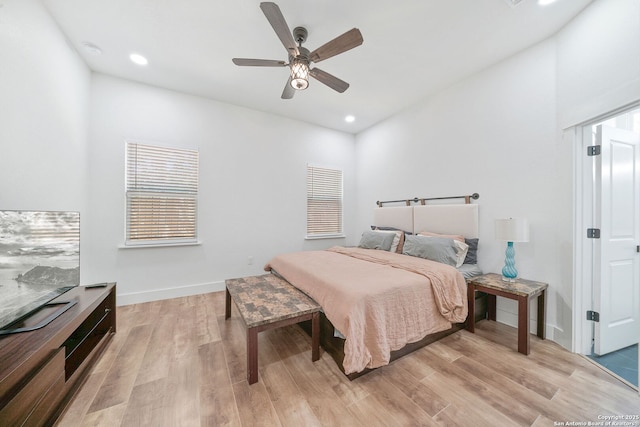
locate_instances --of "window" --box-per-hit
[125,142,199,246]
[306,165,343,238]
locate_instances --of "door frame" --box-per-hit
[572,101,640,356]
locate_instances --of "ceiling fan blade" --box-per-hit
[281,76,295,99]
[260,2,299,56]
[309,68,349,93]
[232,58,287,67]
[309,28,363,63]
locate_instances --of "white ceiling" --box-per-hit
[42,0,592,134]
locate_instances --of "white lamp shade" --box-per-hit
[495,218,529,242]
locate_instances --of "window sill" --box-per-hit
[304,234,346,240]
[119,241,202,249]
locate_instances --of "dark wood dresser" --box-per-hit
[0,283,116,426]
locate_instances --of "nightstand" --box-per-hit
[467,273,548,355]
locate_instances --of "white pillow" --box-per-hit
[451,239,470,267]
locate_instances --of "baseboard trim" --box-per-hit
[117,281,225,306]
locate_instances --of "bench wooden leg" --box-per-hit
[247,327,258,384]
[466,284,475,332]
[225,288,231,320]
[311,312,319,362]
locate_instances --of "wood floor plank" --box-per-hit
[267,323,312,359]
[55,369,111,427]
[349,370,440,426]
[133,312,177,387]
[162,349,201,427]
[567,367,640,413]
[56,291,640,427]
[257,329,284,368]
[433,402,500,427]
[424,371,519,427]
[218,313,249,385]
[282,352,363,426]
[194,292,222,346]
[381,361,449,417]
[388,347,437,381]
[531,414,557,427]
[261,360,322,427]
[87,324,154,413]
[419,347,539,426]
[347,392,416,427]
[441,329,561,399]
[232,379,282,427]
[198,341,241,427]
[310,352,370,407]
[449,352,588,422]
[79,402,128,427]
[119,378,168,426]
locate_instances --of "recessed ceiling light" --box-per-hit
[129,53,148,66]
[345,115,355,123]
[538,0,557,5]
[82,42,102,56]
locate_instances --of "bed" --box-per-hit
[264,196,485,378]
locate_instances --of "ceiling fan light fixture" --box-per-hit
[290,58,309,90]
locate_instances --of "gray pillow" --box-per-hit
[464,238,479,264]
[402,235,458,266]
[358,230,395,251]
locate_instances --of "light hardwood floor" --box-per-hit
[56,291,640,427]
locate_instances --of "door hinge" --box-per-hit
[586,310,600,322]
[587,228,600,239]
[587,145,601,156]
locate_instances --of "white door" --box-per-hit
[594,124,640,355]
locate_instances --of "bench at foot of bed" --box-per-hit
[225,273,321,385]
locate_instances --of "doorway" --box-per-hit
[574,105,640,388]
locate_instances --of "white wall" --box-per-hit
[355,39,571,345]
[355,0,639,351]
[557,0,640,129]
[86,75,356,304]
[0,1,91,273]
[557,0,640,353]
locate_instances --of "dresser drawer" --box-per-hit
[0,348,65,427]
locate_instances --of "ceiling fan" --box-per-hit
[232,2,364,99]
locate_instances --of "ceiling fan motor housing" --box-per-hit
[293,26,308,44]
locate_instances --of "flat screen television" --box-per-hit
[0,210,80,334]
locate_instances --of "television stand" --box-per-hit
[0,283,116,426]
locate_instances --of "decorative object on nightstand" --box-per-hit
[495,218,529,282]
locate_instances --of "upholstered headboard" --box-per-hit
[372,206,413,233]
[412,204,479,238]
[373,204,479,238]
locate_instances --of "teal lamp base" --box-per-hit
[502,241,518,282]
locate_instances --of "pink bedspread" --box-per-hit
[264,247,468,374]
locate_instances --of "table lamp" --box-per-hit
[495,218,529,282]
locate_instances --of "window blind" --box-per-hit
[125,142,199,245]
[306,165,343,237]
